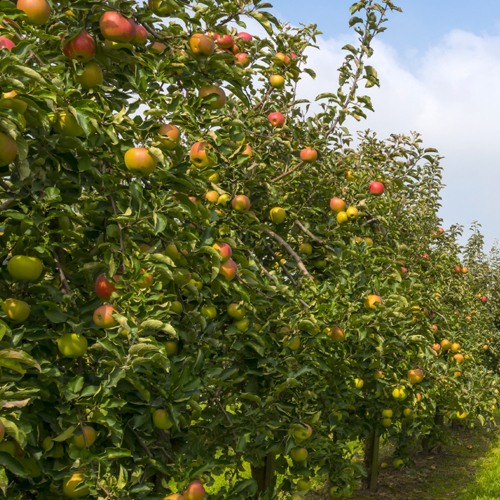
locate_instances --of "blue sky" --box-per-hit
[263,1,500,253]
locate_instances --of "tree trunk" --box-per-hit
[251,454,276,499]
[362,431,380,491]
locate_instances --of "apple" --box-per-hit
[482,296,488,303]
[93,305,118,329]
[299,243,312,255]
[300,148,317,163]
[131,20,148,44]
[220,258,237,281]
[150,41,166,54]
[345,170,354,180]
[392,387,407,400]
[164,243,179,261]
[235,52,250,67]
[293,423,312,441]
[408,369,424,384]
[232,195,251,213]
[77,62,103,88]
[0,419,4,441]
[184,481,205,500]
[268,112,285,127]
[369,181,385,195]
[430,324,438,333]
[453,265,461,273]
[364,294,382,310]
[17,0,51,24]
[403,408,412,418]
[137,269,153,289]
[454,371,461,378]
[381,418,392,428]
[275,52,290,65]
[393,459,404,468]
[148,0,175,16]
[213,242,232,262]
[204,190,219,203]
[164,341,177,358]
[270,75,285,88]
[483,344,488,350]
[326,326,345,342]
[329,197,346,212]
[354,378,364,389]
[165,495,185,500]
[54,110,85,137]
[199,85,226,109]
[0,37,15,50]
[190,33,215,57]
[0,90,27,114]
[173,269,191,285]
[440,339,451,350]
[454,354,464,364]
[125,147,157,176]
[290,447,308,461]
[214,33,233,49]
[153,409,173,429]
[336,211,348,224]
[227,303,246,320]
[238,32,252,41]
[380,462,388,469]
[2,298,30,322]
[374,370,384,380]
[365,237,373,246]
[346,207,358,219]
[63,30,96,62]
[432,343,441,352]
[451,342,460,352]
[159,124,180,149]
[7,255,43,281]
[170,301,183,314]
[382,409,393,418]
[57,333,88,358]
[95,274,119,301]
[63,472,89,498]
[99,12,135,43]
[201,305,217,320]
[416,393,422,402]
[235,318,249,332]
[190,142,215,168]
[270,207,286,224]
[0,131,17,167]
[218,194,230,205]
[241,144,252,156]
[71,426,96,449]
[462,267,468,274]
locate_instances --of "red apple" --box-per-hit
[190,33,215,58]
[63,30,96,62]
[369,181,384,196]
[300,148,317,163]
[17,0,51,25]
[99,12,135,43]
[199,85,226,109]
[130,20,148,44]
[124,148,157,176]
[220,259,237,281]
[0,37,15,51]
[190,142,215,168]
[213,242,232,262]
[329,197,346,212]
[159,124,180,150]
[268,112,285,128]
[454,265,462,273]
[150,41,166,54]
[231,195,251,213]
[242,144,252,156]
[238,32,252,42]
[235,52,250,67]
[93,305,118,329]
[95,274,120,301]
[275,52,290,65]
[214,33,233,49]
[482,296,487,303]
[184,480,205,500]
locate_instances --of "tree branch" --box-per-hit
[271,161,304,183]
[293,219,336,253]
[127,422,153,459]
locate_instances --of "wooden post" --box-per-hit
[251,454,276,499]
[362,431,379,491]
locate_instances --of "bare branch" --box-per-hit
[271,161,304,183]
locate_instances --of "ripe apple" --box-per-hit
[299,243,312,255]
[326,326,345,342]
[365,238,373,246]
[346,207,358,220]
[275,52,290,65]
[7,255,43,281]
[232,194,251,213]
[124,147,157,176]
[77,62,103,88]
[54,110,85,137]
[369,181,385,195]
[392,387,407,400]
[150,41,166,54]
[0,37,15,50]
[131,20,148,44]
[430,324,438,333]
[270,207,286,224]
[300,148,318,163]
[220,258,237,280]
[63,30,96,62]
[364,294,382,309]
[214,33,234,49]
[242,144,252,156]
[137,269,153,289]
[329,197,346,212]
[159,124,180,149]
[164,341,177,358]
[403,408,413,418]
[213,242,232,262]
[199,85,226,109]
[451,342,460,352]
[227,303,246,320]
[17,0,51,24]
[2,298,30,322]
[184,481,205,500]
[462,267,468,274]
[0,130,18,167]
[235,52,250,67]
[270,75,285,88]
[99,12,135,43]
[408,369,424,384]
[190,142,215,168]
[205,190,219,203]
[416,393,422,402]
[354,378,364,389]
[238,32,252,41]
[63,472,89,498]
[482,296,488,303]
[268,112,285,127]
[190,33,215,57]
[399,266,407,275]
[454,354,464,364]
[148,0,175,16]
[374,370,384,380]
[290,447,308,461]
[95,274,119,301]
[152,409,173,429]
[453,265,461,273]
[71,426,96,449]
[57,333,88,358]
[93,305,118,329]
[440,339,451,350]
[165,495,185,500]
[337,211,348,224]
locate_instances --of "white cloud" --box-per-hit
[295,29,500,251]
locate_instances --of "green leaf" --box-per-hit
[0,452,26,477]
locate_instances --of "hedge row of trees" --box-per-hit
[0,0,498,499]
